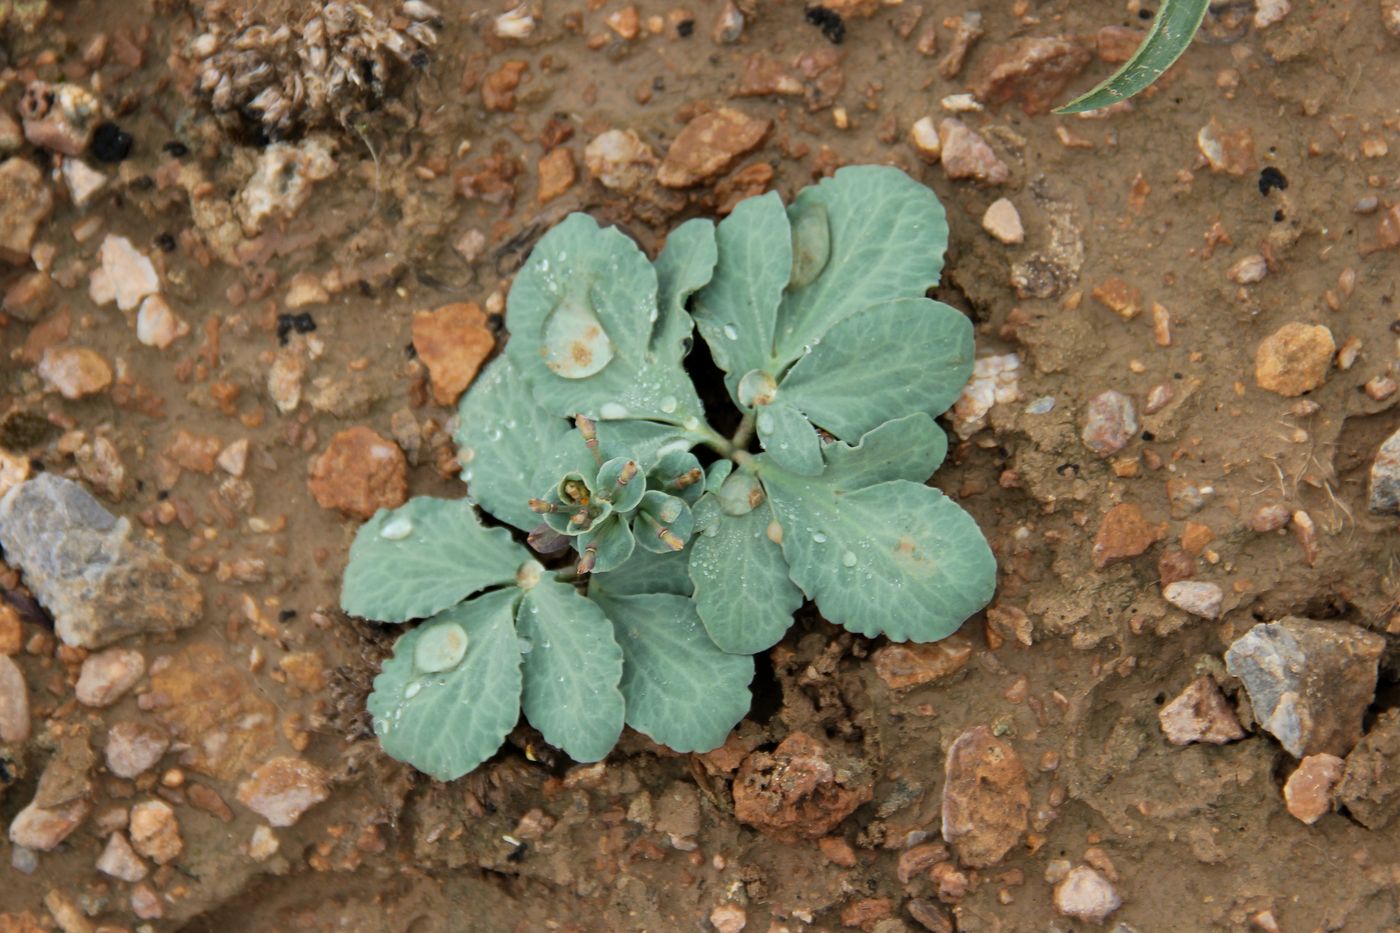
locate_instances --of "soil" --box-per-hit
[2,1,1399,931]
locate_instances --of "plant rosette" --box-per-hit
[340,165,997,780]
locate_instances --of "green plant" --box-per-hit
[1057,0,1208,114]
[340,165,996,780]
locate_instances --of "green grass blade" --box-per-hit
[1055,0,1209,114]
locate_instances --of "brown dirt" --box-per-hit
[2,1,1399,931]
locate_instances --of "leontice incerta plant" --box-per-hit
[340,165,997,780]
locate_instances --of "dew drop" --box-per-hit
[812,532,828,544]
[766,520,783,544]
[842,551,858,567]
[415,622,469,673]
[380,515,414,540]
[723,324,739,341]
[659,395,678,414]
[757,411,774,434]
[404,681,423,699]
[459,447,476,464]
[518,637,534,654]
[599,402,629,420]
[683,416,700,431]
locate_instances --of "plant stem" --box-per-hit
[729,412,756,452]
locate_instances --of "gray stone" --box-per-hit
[0,474,202,648]
[1225,616,1384,758]
[1369,428,1400,514]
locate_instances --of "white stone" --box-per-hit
[909,116,941,162]
[129,800,182,864]
[1254,0,1291,28]
[1054,866,1121,923]
[90,234,159,311]
[97,831,149,882]
[248,824,279,861]
[136,294,189,348]
[982,198,1024,245]
[1162,580,1223,620]
[584,129,657,193]
[105,721,170,779]
[951,353,1021,439]
[61,158,107,208]
[217,439,250,477]
[8,798,90,851]
[75,647,146,707]
[0,654,29,743]
[236,139,336,236]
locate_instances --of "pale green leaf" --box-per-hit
[594,419,694,470]
[653,217,717,352]
[366,589,523,780]
[649,450,706,505]
[756,400,823,476]
[634,491,693,554]
[517,576,625,760]
[592,547,694,597]
[1056,0,1208,114]
[689,494,802,654]
[456,356,575,532]
[592,591,753,752]
[505,213,702,423]
[772,166,947,366]
[341,497,526,623]
[761,466,995,643]
[692,192,792,398]
[780,298,974,442]
[821,412,949,488]
[578,516,635,573]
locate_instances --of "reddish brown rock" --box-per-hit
[411,303,495,406]
[968,36,1092,115]
[897,842,951,884]
[658,108,771,188]
[1283,753,1344,825]
[236,756,331,827]
[165,430,222,474]
[1090,277,1143,320]
[1158,676,1245,745]
[871,633,973,689]
[481,60,527,112]
[937,119,1009,184]
[941,726,1028,868]
[37,346,112,399]
[1091,503,1159,568]
[146,643,277,780]
[8,798,90,851]
[840,898,893,929]
[1254,323,1334,397]
[0,157,54,264]
[307,426,408,520]
[1336,709,1400,829]
[732,732,873,843]
[537,147,577,203]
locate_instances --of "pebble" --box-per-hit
[129,799,182,864]
[3,270,55,321]
[96,831,149,882]
[0,473,203,648]
[37,346,113,400]
[285,272,329,308]
[88,234,160,311]
[267,341,307,414]
[248,824,280,861]
[135,295,190,348]
[951,353,1020,438]
[1336,709,1400,829]
[61,158,107,209]
[130,882,163,920]
[1197,119,1256,175]
[731,732,872,842]
[937,119,1009,184]
[1143,382,1174,414]
[1364,375,1397,401]
[1254,323,1334,396]
[236,756,331,826]
[1368,427,1400,514]
[1054,866,1122,923]
[0,450,32,500]
[307,427,408,520]
[166,430,221,474]
[412,302,495,406]
[236,139,336,236]
[1249,503,1291,532]
[75,648,146,707]
[0,654,30,743]
[1283,753,1344,824]
[871,633,973,689]
[909,116,942,162]
[1081,390,1138,457]
[1090,277,1142,320]
[105,721,171,779]
[967,35,1092,115]
[657,108,771,188]
[0,158,55,264]
[8,798,90,851]
[217,438,250,477]
[585,129,658,192]
[1225,616,1385,757]
[1228,254,1269,284]
[1254,0,1291,28]
[0,110,20,154]
[605,4,640,39]
[906,899,954,933]
[710,903,747,933]
[1161,580,1223,620]
[19,81,102,155]
[537,147,577,204]
[941,726,1029,868]
[1158,676,1244,745]
[981,198,1024,244]
[1091,503,1158,569]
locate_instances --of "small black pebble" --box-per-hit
[677,18,694,37]
[154,232,176,253]
[1273,209,1285,222]
[275,312,317,345]
[162,140,189,158]
[90,121,133,163]
[410,49,431,70]
[278,609,297,622]
[1258,165,1288,195]
[1141,431,1156,442]
[1138,7,1154,18]
[805,5,845,43]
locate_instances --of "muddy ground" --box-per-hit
[1,0,1399,930]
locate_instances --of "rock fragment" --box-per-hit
[1158,676,1244,745]
[1162,581,1223,620]
[950,353,1019,438]
[1336,709,1400,829]
[1054,866,1121,923]
[88,234,160,311]
[129,799,182,864]
[96,831,148,882]
[38,346,112,400]
[61,158,107,208]
[968,36,1092,114]
[0,474,203,648]
[1254,323,1334,397]
[19,81,102,155]
[909,116,942,162]
[710,903,747,933]
[135,295,189,349]
[236,756,331,827]
[1090,277,1142,320]
[236,139,336,236]
[1197,119,1256,175]
[411,303,495,406]
[104,721,170,779]
[0,655,30,742]
[1225,617,1384,757]
[308,427,407,520]
[584,129,658,192]
[941,726,1028,868]
[8,798,90,851]
[1368,427,1400,514]
[658,108,770,188]
[732,732,872,842]
[937,119,1009,184]
[0,157,53,265]
[75,648,145,707]
[1081,390,1138,457]
[871,634,973,689]
[537,147,577,203]
[1091,503,1157,569]
[981,198,1024,244]
[1283,753,1344,825]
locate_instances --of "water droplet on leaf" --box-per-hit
[380,516,414,540]
[414,622,469,673]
